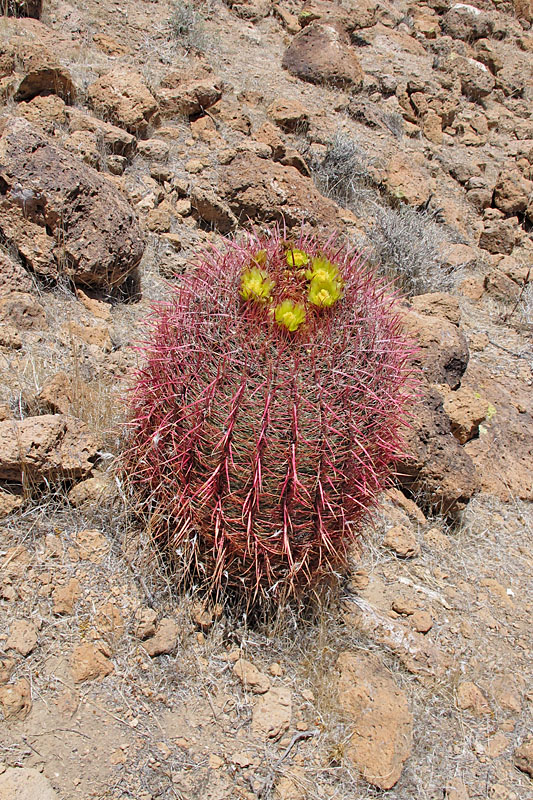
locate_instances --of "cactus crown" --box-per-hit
[125,228,415,609]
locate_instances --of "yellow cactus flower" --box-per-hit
[240,267,274,302]
[252,249,267,267]
[305,255,340,284]
[308,276,343,307]
[274,299,306,331]
[286,248,310,268]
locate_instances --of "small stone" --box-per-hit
[383,525,420,558]
[252,686,291,739]
[410,610,433,633]
[52,578,81,616]
[391,594,417,616]
[185,158,205,174]
[233,658,271,694]
[0,678,32,719]
[336,651,413,790]
[269,662,283,677]
[134,607,158,640]
[142,618,179,657]
[95,602,125,639]
[486,732,509,758]
[456,682,492,716]
[6,620,38,656]
[0,658,15,684]
[72,643,114,683]
[74,529,109,563]
[424,527,451,550]
[0,767,58,800]
[191,603,214,631]
[0,491,22,518]
[514,737,533,778]
[445,778,470,800]
[208,754,224,769]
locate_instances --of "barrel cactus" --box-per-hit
[125,228,414,607]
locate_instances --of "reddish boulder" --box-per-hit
[87,68,158,136]
[0,415,99,483]
[282,22,364,88]
[0,118,144,288]
[397,384,480,516]
[219,152,341,227]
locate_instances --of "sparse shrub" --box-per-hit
[169,1,208,52]
[124,228,414,608]
[369,204,456,296]
[310,131,374,209]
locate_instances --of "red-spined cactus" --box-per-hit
[125,228,414,606]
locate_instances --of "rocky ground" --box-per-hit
[0,0,532,798]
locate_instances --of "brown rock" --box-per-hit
[137,138,169,162]
[6,620,38,656]
[0,252,33,296]
[12,40,75,103]
[65,320,112,351]
[233,659,271,694]
[0,657,15,684]
[422,109,443,144]
[400,298,469,389]
[396,386,480,516]
[190,603,214,631]
[0,767,58,800]
[157,77,222,119]
[514,738,533,777]
[67,473,115,508]
[267,98,309,132]
[142,617,179,657]
[134,607,158,640]
[484,268,521,301]
[0,118,145,288]
[442,386,489,444]
[299,0,377,32]
[0,490,22,517]
[72,643,114,682]
[63,130,101,170]
[336,651,413,790]
[383,525,420,558]
[445,778,470,800]
[0,292,46,329]
[410,610,433,633]
[220,153,340,228]
[479,219,516,255]
[190,187,238,233]
[38,371,86,415]
[493,170,531,216]
[0,678,31,719]
[456,682,491,716]
[514,0,533,22]
[424,527,450,550]
[15,94,67,133]
[87,68,158,136]
[67,108,137,158]
[465,407,533,501]
[0,415,99,483]
[95,602,125,639]
[225,0,272,21]
[386,153,432,207]
[74,529,109,563]
[252,686,291,738]
[52,577,81,615]
[442,6,492,41]
[282,23,364,88]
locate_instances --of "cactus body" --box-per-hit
[126,229,414,605]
